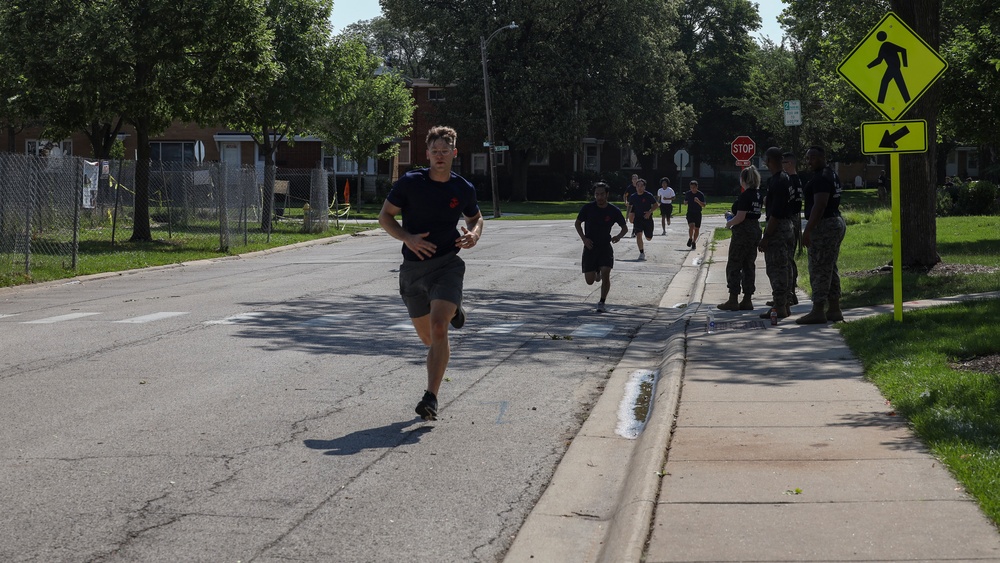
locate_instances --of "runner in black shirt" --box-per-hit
[576,182,628,312]
[627,178,658,261]
[379,126,484,420]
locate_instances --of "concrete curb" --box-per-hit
[596,241,716,562]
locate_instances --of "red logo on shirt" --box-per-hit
[449,197,460,209]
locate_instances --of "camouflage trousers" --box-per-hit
[763,218,796,307]
[726,219,762,295]
[807,216,847,303]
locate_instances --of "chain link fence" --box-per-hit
[1,152,334,284]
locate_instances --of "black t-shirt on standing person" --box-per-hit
[803,166,842,219]
[764,172,794,221]
[577,202,627,245]
[731,187,762,220]
[385,169,480,261]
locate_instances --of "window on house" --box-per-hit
[620,148,640,169]
[428,89,445,101]
[585,145,600,171]
[968,150,979,170]
[26,139,72,157]
[530,151,550,166]
[150,141,196,164]
[397,141,411,165]
[472,153,487,175]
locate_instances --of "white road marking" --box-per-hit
[388,322,416,332]
[205,312,269,325]
[571,323,615,338]
[300,313,355,327]
[482,323,524,334]
[24,312,101,324]
[115,312,189,324]
[0,314,21,319]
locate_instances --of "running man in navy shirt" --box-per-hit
[576,182,628,312]
[627,178,658,261]
[378,126,484,420]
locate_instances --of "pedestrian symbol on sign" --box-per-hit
[867,31,909,104]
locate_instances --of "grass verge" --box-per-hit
[839,300,1000,526]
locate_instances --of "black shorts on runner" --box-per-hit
[398,252,465,318]
[634,217,655,239]
[582,243,614,273]
[686,213,703,228]
[659,203,673,217]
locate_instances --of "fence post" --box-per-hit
[219,164,230,251]
[73,158,81,270]
[23,165,33,276]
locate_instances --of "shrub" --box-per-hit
[936,189,956,216]
[955,180,998,216]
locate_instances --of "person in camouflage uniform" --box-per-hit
[718,166,763,311]
[798,145,846,324]
[757,147,797,319]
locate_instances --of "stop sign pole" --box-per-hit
[731,135,756,167]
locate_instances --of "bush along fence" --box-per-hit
[0,152,332,283]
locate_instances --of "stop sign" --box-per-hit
[731,135,756,164]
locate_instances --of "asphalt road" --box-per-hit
[0,219,694,562]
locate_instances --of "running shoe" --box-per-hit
[687,238,693,247]
[638,251,646,261]
[596,301,606,313]
[415,390,438,421]
[451,305,466,329]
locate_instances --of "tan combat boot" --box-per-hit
[827,297,844,322]
[717,294,740,311]
[795,302,828,324]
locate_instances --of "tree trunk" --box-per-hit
[509,150,528,201]
[893,0,941,269]
[130,119,152,242]
[6,126,15,153]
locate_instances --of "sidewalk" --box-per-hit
[644,238,1000,562]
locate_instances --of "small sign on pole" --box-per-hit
[783,100,802,126]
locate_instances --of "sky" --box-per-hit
[330,0,789,42]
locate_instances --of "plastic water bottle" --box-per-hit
[770,307,778,326]
[707,313,716,333]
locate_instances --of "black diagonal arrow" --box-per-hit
[879,126,911,149]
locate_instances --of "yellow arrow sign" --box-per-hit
[838,12,947,121]
[861,120,928,155]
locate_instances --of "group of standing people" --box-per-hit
[720,145,845,325]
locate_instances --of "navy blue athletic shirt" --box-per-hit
[386,169,480,261]
[577,202,626,244]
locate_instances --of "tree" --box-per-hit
[342,16,430,79]
[675,0,763,167]
[224,0,354,232]
[938,0,1000,182]
[317,50,415,205]
[381,0,693,200]
[1,0,275,242]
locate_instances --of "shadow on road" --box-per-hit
[304,419,433,456]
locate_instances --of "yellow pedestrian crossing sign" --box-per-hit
[861,120,927,155]
[838,12,948,121]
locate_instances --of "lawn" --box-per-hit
[839,301,1000,526]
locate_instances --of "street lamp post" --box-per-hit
[480,22,517,219]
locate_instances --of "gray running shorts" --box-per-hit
[398,252,465,318]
